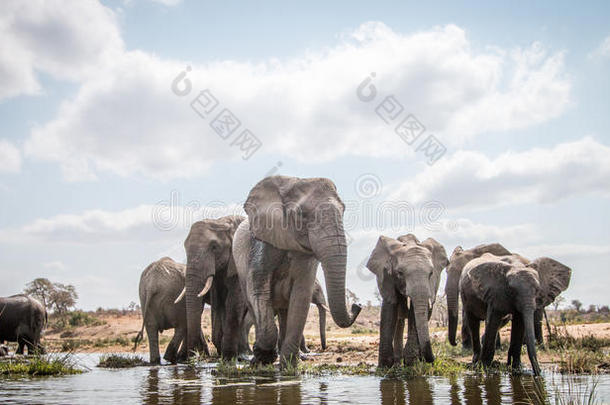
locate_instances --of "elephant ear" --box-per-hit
[366,236,403,279]
[421,237,449,298]
[468,260,512,303]
[470,242,511,258]
[529,257,571,307]
[244,176,339,253]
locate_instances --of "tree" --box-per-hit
[571,299,583,313]
[24,278,54,310]
[49,283,78,315]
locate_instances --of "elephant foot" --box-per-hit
[251,345,277,366]
[280,352,299,370]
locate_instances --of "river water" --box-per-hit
[0,354,608,404]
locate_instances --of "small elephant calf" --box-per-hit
[134,257,192,364]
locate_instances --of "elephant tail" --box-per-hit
[133,293,150,353]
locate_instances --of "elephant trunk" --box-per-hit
[446,271,460,346]
[310,218,361,328]
[317,304,327,351]
[523,309,541,376]
[413,295,434,363]
[185,256,214,355]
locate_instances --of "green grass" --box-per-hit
[97,354,146,368]
[377,357,467,378]
[212,359,277,377]
[0,354,83,376]
[350,326,376,334]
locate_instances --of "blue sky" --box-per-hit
[0,0,609,310]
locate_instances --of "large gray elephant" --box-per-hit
[240,278,328,354]
[0,294,47,354]
[178,215,247,360]
[134,257,190,364]
[233,176,361,368]
[460,254,571,375]
[366,234,448,367]
[445,243,512,347]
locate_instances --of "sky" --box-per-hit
[0,0,609,310]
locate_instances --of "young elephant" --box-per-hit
[177,215,247,360]
[0,294,47,354]
[444,243,512,347]
[460,254,571,375]
[367,234,448,367]
[134,257,190,364]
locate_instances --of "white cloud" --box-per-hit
[0,203,244,244]
[0,0,123,100]
[391,137,610,210]
[589,35,610,59]
[149,0,182,5]
[23,20,570,180]
[0,140,22,173]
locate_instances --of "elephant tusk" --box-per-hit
[197,276,214,297]
[174,288,186,304]
[320,304,330,312]
[407,297,411,312]
[429,298,433,309]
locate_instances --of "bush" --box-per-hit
[68,311,105,327]
[98,354,146,368]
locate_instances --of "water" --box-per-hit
[1,354,608,404]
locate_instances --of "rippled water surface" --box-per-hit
[1,354,608,404]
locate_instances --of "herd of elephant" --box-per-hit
[0,176,572,377]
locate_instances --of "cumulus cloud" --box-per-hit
[0,140,22,173]
[391,137,610,210]
[0,0,123,100]
[0,202,244,244]
[23,18,570,180]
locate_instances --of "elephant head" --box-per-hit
[445,243,511,345]
[244,176,361,328]
[181,215,244,355]
[367,234,448,363]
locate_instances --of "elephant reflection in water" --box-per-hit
[142,367,203,405]
[210,380,302,405]
[380,378,434,405]
[511,375,549,404]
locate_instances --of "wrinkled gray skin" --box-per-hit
[460,254,571,376]
[367,234,448,367]
[240,279,328,354]
[182,215,247,360]
[445,243,512,347]
[134,257,190,364]
[233,176,361,368]
[0,294,47,354]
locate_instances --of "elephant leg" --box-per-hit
[177,329,188,362]
[210,297,223,356]
[393,315,405,365]
[495,332,502,349]
[278,309,287,351]
[146,323,161,364]
[461,307,472,350]
[378,299,398,368]
[299,334,309,353]
[507,312,524,369]
[279,256,317,369]
[239,311,254,356]
[16,337,25,355]
[480,308,502,367]
[163,329,183,364]
[465,311,480,364]
[220,281,246,360]
[248,238,284,365]
[404,304,419,366]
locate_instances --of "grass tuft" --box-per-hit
[97,354,146,368]
[0,353,83,376]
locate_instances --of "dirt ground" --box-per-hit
[41,306,610,367]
